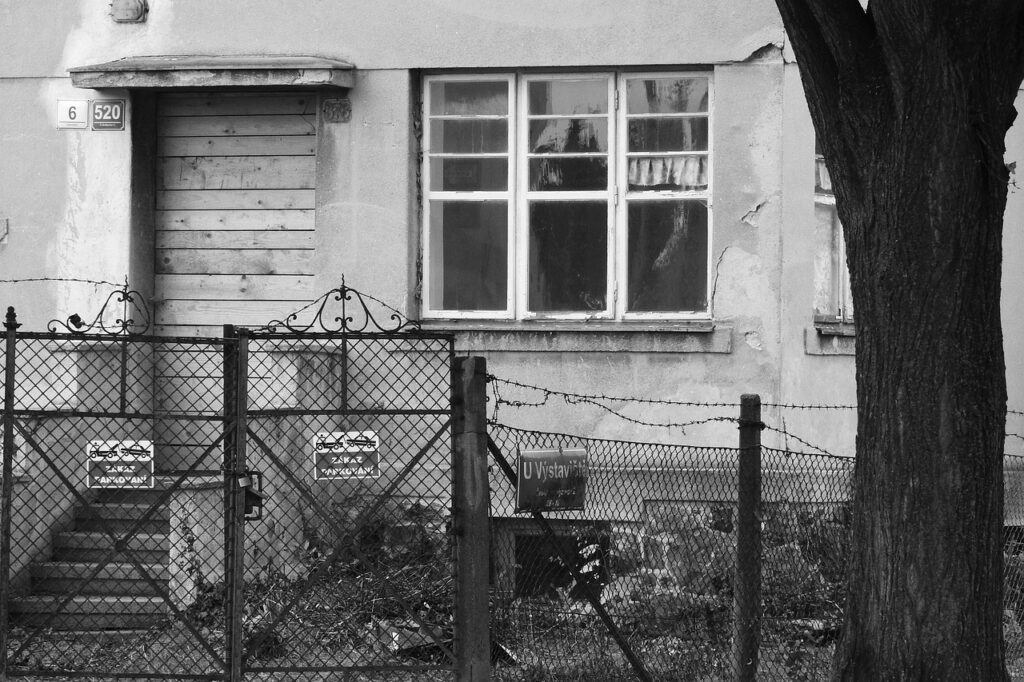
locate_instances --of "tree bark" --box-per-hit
[774,0,1024,679]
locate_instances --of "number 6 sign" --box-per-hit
[56,99,88,129]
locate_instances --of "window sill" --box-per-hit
[813,318,856,337]
[419,320,731,354]
[804,327,855,356]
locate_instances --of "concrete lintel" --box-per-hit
[70,55,355,89]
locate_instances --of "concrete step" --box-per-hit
[52,532,169,564]
[30,561,169,596]
[74,503,170,534]
[8,595,168,630]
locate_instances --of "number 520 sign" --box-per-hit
[56,99,126,131]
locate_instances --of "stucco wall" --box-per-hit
[1,1,1023,462]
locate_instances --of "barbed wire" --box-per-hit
[488,374,741,410]
[0,276,125,288]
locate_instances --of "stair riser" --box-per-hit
[52,549,169,563]
[11,613,167,630]
[32,578,168,597]
[74,519,169,534]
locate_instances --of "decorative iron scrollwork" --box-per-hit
[47,282,151,335]
[262,280,421,334]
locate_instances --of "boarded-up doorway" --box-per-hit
[154,91,317,336]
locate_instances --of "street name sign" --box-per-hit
[515,447,588,512]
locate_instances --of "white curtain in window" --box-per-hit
[628,156,706,188]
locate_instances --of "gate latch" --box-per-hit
[237,471,264,521]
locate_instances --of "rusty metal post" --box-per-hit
[1,307,20,682]
[452,356,490,681]
[733,394,762,682]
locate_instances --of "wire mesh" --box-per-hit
[2,333,232,679]
[239,332,455,678]
[488,424,741,681]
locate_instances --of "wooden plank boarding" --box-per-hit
[156,249,313,275]
[157,189,315,210]
[156,230,313,249]
[155,274,314,301]
[158,156,315,190]
[156,300,310,327]
[158,93,317,117]
[154,92,317,334]
[156,209,314,231]
[158,135,316,157]
[158,114,316,138]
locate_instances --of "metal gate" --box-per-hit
[0,284,456,680]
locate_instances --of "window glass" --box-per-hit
[429,81,508,116]
[429,158,508,192]
[430,119,508,154]
[528,201,607,312]
[428,201,508,311]
[627,200,708,312]
[627,156,708,192]
[528,79,608,115]
[529,118,608,154]
[625,77,708,114]
[529,158,608,192]
[423,72,712,320]
[627,118,708,153]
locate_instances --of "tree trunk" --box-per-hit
[836,104,1008,681]
[772,1,1024,679]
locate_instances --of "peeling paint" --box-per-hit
[741,43,784,63]
[741,198,769,228]
[745,331,763,351]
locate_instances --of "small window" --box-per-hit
[422,72,713,321]
[813,143,853,324]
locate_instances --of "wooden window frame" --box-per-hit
[421,71,714,322]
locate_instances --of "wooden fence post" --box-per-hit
[733,394,762,682]
[452,356,490,681]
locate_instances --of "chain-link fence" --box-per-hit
[1,332,233,678]
[1,287,459,680]
[487,424,1024,681]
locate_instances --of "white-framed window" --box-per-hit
[813,147,853,323]
[422,71,713,321]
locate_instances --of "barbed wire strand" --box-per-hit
[0,277,125,288]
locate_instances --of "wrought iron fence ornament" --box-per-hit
[47,281,151,335]
[262,279,421,334]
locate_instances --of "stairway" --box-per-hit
[9,492,171,630]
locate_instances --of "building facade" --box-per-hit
[2,0,1023,462]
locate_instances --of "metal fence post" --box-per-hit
[223,325,249,682]
[1,307,19,682]
[733,394,762,681]
[452,356,490,681]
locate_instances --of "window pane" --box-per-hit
[626,77,709,114]
[528,201,607,312]
[430,158,508,191]
[528,79,607,115]
[429,81,508,116]
[529,157,608,191]
[430,119,508,154]
[529,118,608,153]
[428,201,507,311]
[627,200,708,312]
[627,156,707,191]
[627,118,708,152]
